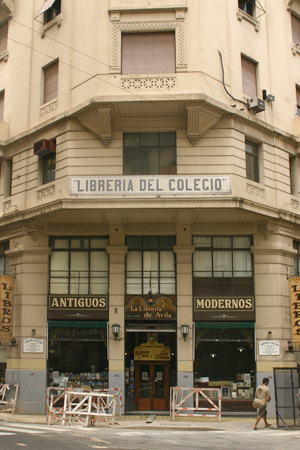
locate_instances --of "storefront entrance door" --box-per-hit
[135,361,169,411]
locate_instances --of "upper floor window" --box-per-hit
[43,60,58,104]
[296,86,300,115]
[49,237,109,295]
[0,21,8,54]
[126,236,176,295]
[123,132,176,175]
[42,152,56,184]
[0,241,9,275]
[238,0,255,17]
[294,240,300,275]
[193,236,254,296]
[241,56,257,98]
[245,139,259,182]
[121,32,176,75]
[0,91,4,121]
[36,0,61,24]
[292,14,300,47]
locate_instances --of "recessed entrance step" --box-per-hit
[146,415,156,423]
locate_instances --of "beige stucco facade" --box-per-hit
[0,0,300,416]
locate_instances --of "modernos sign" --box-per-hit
[70,175,232,196]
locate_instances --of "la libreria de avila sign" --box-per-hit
[70,175,232,196]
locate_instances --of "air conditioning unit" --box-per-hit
[34,139,56,156]
[247,97,265,113]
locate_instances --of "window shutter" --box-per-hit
[44,61,58,104]
[241,56,257,98]
[292,15,300,46]
[0,92,4,121]
[0,21,8,54]
[122,32,176,75]
[297,86,300,106]
[35,0,57,18]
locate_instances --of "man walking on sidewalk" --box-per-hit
[253,378,271,430]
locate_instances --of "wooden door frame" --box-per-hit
[134,361,170,411]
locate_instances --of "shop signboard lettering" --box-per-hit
[134,340,171,361]
[125,296,176,320]
[0,276,14,339]
[289,277,300,348]
[70,175,232,196]
[48,295,108,320]
[193,296,255,321]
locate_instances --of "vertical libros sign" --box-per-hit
[289,277,300,348]
[0,275,14,338]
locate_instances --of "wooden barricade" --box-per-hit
[0,384,19,414]
[170,387,222,422]
[47,387,119,427]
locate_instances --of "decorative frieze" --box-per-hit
[125,222,176,232]
[3,200,18,214]
[39,99,58,118]
[37,185,55,200]
[192,222,255,232]
[47,223,110,233]
[291,199,299,210]
[246,183,265,199]
[121,77,176,90]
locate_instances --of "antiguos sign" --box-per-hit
[70,175,232,196]
[48,295,108,320]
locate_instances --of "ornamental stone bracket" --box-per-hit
[256,221,278,241]
[186,104,222,144]
[77,105,114,146]
[0,0,13,15]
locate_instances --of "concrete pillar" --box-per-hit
[174,224,195,388]
[252,230,298,418]
[106,224,127,413]
[5,234,50,414]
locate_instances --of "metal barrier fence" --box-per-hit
[0,384,19,414]
[170,387,222,422]
[47,387,122,427]
[274,367,300,429]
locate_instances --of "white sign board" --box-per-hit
[258,340,280,356]
[70,175,232,196]
[23,338,44,354]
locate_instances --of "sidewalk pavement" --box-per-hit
[0,413,278,432]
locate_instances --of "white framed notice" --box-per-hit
[23,338,44,354]
[258,340,280,356]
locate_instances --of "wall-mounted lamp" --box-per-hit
[181,324,190,341]
[267,331,272,340]
[287,339,295,352]
[32,329,36,337]
[112,323,120,340]
[286,340,300,353]
[237,347,245,352]
[0,338,17,347]
[263,90,275,102]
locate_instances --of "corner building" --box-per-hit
[0,0,299,416]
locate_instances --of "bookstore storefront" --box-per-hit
[193,236,256,412]
[47,237,109,389]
